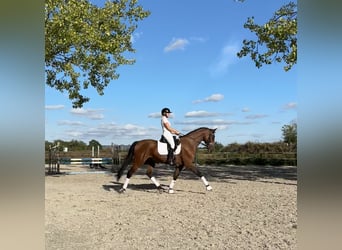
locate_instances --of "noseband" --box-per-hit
[201,133,215,150]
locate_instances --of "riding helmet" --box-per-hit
[161,107,172,115]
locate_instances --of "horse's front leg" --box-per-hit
[201,176,213,191]
[188,164,212,191]
[168,166,183,194]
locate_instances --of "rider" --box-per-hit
[161,107,180,165]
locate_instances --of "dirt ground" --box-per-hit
[45,164,297,249]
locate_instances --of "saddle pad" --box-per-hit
[157,141,181,155]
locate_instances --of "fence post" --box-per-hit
[48,143,60,174]
[111,144,121,172]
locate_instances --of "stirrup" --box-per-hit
[166,156,174,166]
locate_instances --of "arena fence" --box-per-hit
[46,144,123,175]
[60,157,113,168]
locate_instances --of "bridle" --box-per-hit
[202,132,215,150]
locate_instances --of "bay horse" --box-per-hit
[116,127,217,193]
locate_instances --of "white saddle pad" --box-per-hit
[157,141,181,155]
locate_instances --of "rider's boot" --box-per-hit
[167,149,175,166]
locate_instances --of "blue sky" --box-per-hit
[45,0,297,146]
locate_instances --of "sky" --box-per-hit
[45,0,297,146]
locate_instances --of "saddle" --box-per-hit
[158,135,181,155]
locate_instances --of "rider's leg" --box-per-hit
[164,133,175,165]
[167,144,175,165]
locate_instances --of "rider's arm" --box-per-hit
[163,121,180,135]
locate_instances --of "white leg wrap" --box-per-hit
[150,176,160,187]
[201,176,212,191]
[201,176,209,186]
[169,179,176,190]
[123,178,130,189]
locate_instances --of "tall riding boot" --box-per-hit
[167,149,175,166]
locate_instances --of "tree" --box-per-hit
[281,122,297,144]
[45,0,150,108]
[214,142,224,152]
[67,139,88,150]
[237,1,297,71]
[88,139,102,150]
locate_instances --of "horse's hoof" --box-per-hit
[168,189,174,194]
[206,185,213,191]
[157,186,164,193]
[118,188,126,193]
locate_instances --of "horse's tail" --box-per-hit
[116,141,138,181]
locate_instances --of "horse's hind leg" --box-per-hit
[119,164,139,193]
[146,163,164,193]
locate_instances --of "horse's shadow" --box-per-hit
[102,182,120,193]
[102,181,204,194]
[102,181,168,194]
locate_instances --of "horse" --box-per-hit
[116,127,217,193]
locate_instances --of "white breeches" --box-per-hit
[163,131,175,149]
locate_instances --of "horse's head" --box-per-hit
[203,128,217,152]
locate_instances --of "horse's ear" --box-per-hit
[212,128,217,133]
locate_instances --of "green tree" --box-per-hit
[237,1,297,71]
[281,122,297,144]
[214,142,224,152]
[67,139,88,150]
[88,139,102,150]
[45,140,53,151]
[45,0,150,108]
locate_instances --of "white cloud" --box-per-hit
[176,119,251,127]
[179,119,239,132]
[82,124,157,143]
[205,93,224,102]
[181,124,228,132]
[193,93,224,104]
[131,32,143,44]
[45,105,64,110]
[63,122,160,143]
[189,36,207,43]
[148,112,161,118]
[241,107,250,112]
[70,108,104,120]
[282,102,297,110]
[50,117,256,145]
[210,43,239,76]
[57,120,85,126]
[245,114,268,120]
[185,110,221,118]
[65,130,84,137]
[164,38,189,52]
[148,112,174,118]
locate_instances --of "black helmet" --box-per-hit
[161,107,172,115]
